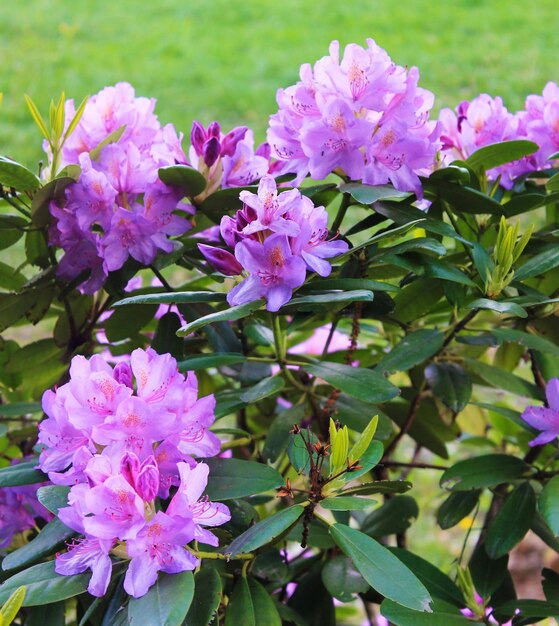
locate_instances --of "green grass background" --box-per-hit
[0,0,557,167]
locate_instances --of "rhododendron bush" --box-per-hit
[1,40,559,626]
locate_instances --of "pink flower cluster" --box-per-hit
[38,348,229,598]
[520,378,559,446]
[0,467,52,549]
[267,39,440,196]
[48,83,192,293]
[199,175,348,311]
[439,82,559,187]
[188,120,270,195]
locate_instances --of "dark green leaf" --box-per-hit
[486,483,536,558]
[515,247,559,281]
[0,291,37,332]
[381,599,472,626]
[321,496,376,511]
[342,480,412,497]
[0,402,41,417]
[184,567,222,626]
[177,300,264,336]
[225,577,281,626]
[158,165,207,197]
[346,440,384,480]
[199,185,257,222]
[437,490,481,529]
[240,376,285,403]
[152,312,183,360]
[539,475,559,536]
[2,517,75,570]
[114,291,226,306]
[37,485,70,515]
[388,549,465,607]
[128,571,194,626]
[469,543,508,599]
[330,523,432,611]
[321,555,369,602]
[0,561,89,606]
[340,182,411,204]
[26,602,66,626]
[262,405,306,463]
[490,328,559,356]
[423,179,503,215]
[496,599,559,625]
[0,459,46,487]
[466,140,538,172]
[361,496,419,537]
[287,430,319,475]
[547,172,559,192]
[301,278,399,293]
[285,290,374,311]
[178,353,246,371]
[440,454,530,491]
[376,329,444,374]
[31,175,78,227]
[0,156,41,191]
[466,297,528,318]
[0,261,26,291]
[288,563,335,626]
[392,278,445,323]
[104,303,158,342]
[226,505,305,556]
[463,357,542,399]
[204,458,283,500]
[302,361,400,403]
[425,362,472,413]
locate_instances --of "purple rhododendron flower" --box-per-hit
[41,349,230,598]
[267,39,439,195]
[521,81,559,170]
[47,83,193,294]
[521,378,559,446]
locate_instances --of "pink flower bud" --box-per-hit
[190,121,206,155]
[136,458,159,502]
[221,126,248,157]
[203,136,221,168]
[114,362,133,388]
[198,244,243,276]
[120,452,141,489]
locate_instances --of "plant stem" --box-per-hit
[330,193,351,234]
[187,546,253,561]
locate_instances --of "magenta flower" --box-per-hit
[522,81,559,170]
[55,538,114,597]
[124,512,198,598]
[521,378,559,446]
[228,233,307,312]
[197,243,243,276]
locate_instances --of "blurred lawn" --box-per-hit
[0,0,557,167]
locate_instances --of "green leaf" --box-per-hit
[466,297,528,318]
[342,480,412,497]
[2,517,75,570]
[0,562,89,606]
[466,140,539,172]
[31,175,78,227]
[440,454,530,491]
[330,523,432,611]
[0,291,38,332]
[226,505,305,556]
[177,300,264,336]
[113,291,226,306]
[425,363,472,413]
[361,496,419,537]
[392,278,445,324]
[3,339,62,374]
[490,328,559,356]
[127,571,194,626]
[0,459,46,487]
[0,261,26,291]
[469,543,508,599]
[0,157,41,191]
[0,215,26,251]
[437,490,481,529]
[376,329,444,374]
[539,475,559,536]
[204,458,283,501]
[381,599,472,626]
[348,415,379,463]
[514,247,559,281]
[287,430,320,475]
[0,586,26,624]
[152,312,183,360]
[288,563,335,626]
[104,303,158,342]
[36,485,70,515]
[178,352,246,371]
[321,496,376,511]
[184,568,222,626]
[239,376,285,403]
[422,179,503,215]
[302,361,400,403]
[199,185,257,222]
[546,171,559,192]
[89,125,126,160]
[0,402,41,418]
[345,440,384,480]
[486,482,536,558]
[495,599,559,624]
[225,577,281,626]
[462,357,542,399]
[388,549,465,607]
[321,555,369,602]
[284,290,374,311]
[262,405,306,463]
[301,278,399,293]
[340,182,411,204]
[158,165,207,197]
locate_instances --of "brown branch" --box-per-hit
[383,391,423,458]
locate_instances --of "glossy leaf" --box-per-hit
[514,247,559,281]
[0,460,46,488]
[425,362,472,413]
[469,544,508,599]
[340,182,411,204]
[361,496,419,537]
[321,496,376,511]
[226,505,305,556]
[127,571,194,626]
[440,454,530,491]
[437,490,481,529]
[240,376,285,403]
[158,165,207,197]
[342,480,412,497]
[184,567,222,626]
[330,523,432,611]
[114,291,226,306]
[466,297,527,318]
[0,586,27,625]
[321,555,369,602]
[177,300,264,336]
[0,157,41,191]
[302,361,400,403]
[381,599,472,626]
[466,140,538,172]
[376,329,444,374]
[104,304,158,342]
[485,483,536,558]
[36,485,70,515]
[204,458,283,500]
[225,577,281,626]
[463,357,542,399]
[539,475,559,536]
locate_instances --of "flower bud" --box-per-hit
[203,136,221,168]
[136,460,159,502]
[198,244,243,276]
[190,121,206,155]
[114,362,133,388]
[221,126,248,157]
[207,121,221,139]
[120,452,141,489]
